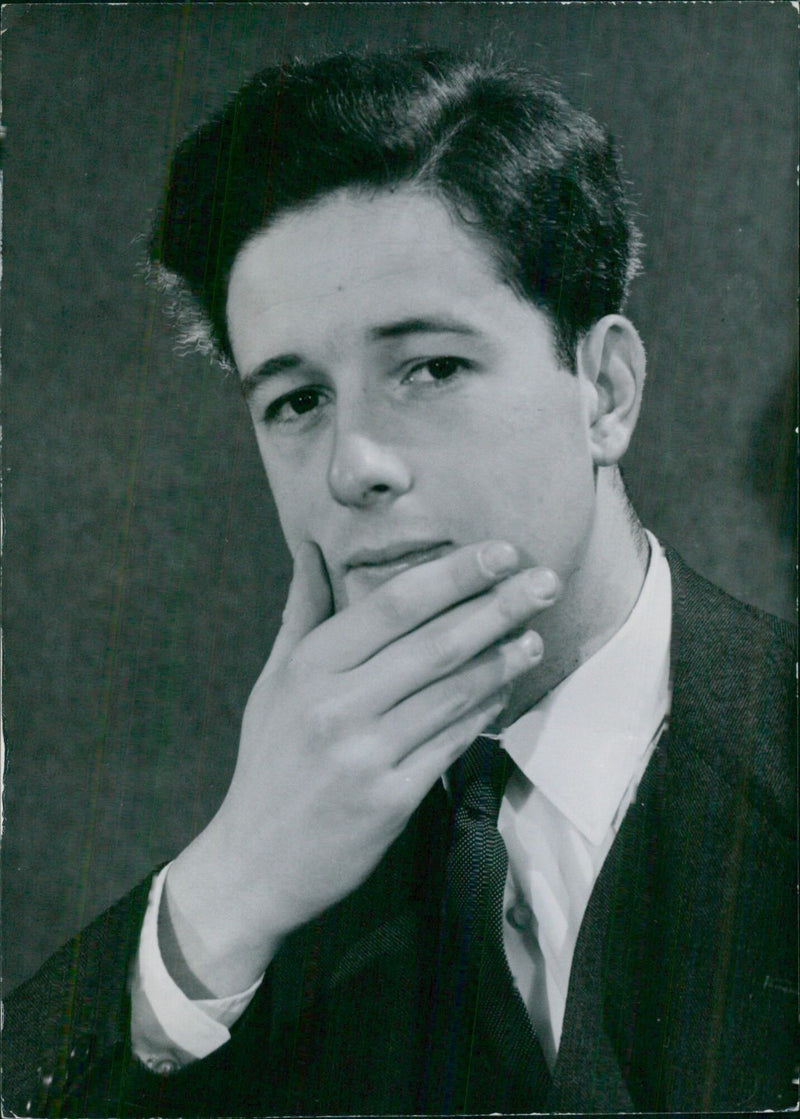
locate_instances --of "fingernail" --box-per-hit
[518,630,543,659]
[479,542,519,577]
[524,568,560,599]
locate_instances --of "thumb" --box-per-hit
[270,541,333,663]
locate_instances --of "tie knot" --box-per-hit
[449,736,510,827]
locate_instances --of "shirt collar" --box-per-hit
[498,531,672,846]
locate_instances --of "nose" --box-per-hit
[327,429,413,508]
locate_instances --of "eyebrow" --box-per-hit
[240,316,482,398]
[368,316,481,341]
[240,353,303,399]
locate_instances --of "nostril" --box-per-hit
[327,435,413,506]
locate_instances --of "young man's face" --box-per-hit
[227,189,598,610]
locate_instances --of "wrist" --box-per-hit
[163,827,287,998]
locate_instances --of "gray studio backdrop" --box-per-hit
[3,3,797,991]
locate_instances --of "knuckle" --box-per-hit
[424,629,460,671]
[479,648,508,687]
[351,728,382,768]
[375,585,407,627]
[324,738,373,790]
[440,680,474,719]
[306,699,347,742]
[495,580,525,618]
[449,555,479,598]
[338,745,373,784]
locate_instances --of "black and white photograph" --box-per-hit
[2,2,797,1113]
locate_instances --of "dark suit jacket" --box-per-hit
[4,551,797,1115]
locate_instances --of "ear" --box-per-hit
[576,315,646,467]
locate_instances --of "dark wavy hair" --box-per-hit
[150,49,641,369]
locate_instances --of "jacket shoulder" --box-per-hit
[665,547,796,836]
[3,875,154,1117]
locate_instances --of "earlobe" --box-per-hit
[577,315,646,467]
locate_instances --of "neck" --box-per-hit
[501,468,649,725]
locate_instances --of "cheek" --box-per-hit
[461,402,595,567]
[256,442,319,554]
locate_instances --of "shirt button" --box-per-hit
[146,1057,179,1076]
[506,900,533,930]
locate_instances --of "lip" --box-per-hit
[344,540,453,573]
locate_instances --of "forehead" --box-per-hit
[225,189,519,361]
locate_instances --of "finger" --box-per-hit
[377,629,542,762]
[357,566,557,715]
[301,540,524,670]
[387,695,508,809]
[270,542,334,664]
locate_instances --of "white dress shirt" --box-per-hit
[131,531,672,1073]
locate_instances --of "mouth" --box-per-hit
[344,540,454,582]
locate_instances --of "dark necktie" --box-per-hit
[423,736,551,1112]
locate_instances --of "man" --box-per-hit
[5,50,796,1115]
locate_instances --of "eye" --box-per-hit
[404,356,471,384]
[263,387,325,426]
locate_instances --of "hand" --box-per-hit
[163,540,560,996]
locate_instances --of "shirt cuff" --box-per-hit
[130,864,263,1072]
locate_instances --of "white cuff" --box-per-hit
[130,864,262,1072]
